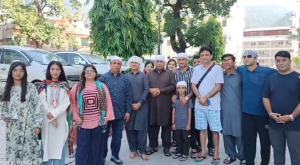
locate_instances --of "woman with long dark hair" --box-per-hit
[35,61,70,165]
[0,61,42,164]
[70,64,114,165]
[144,61,154,74]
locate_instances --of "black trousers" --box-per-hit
[148,123,171,149]
[175,130,191,155]
[191,108,201,151]
[242,112,270,165]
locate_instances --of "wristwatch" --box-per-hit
[290,114,295,121]
[138,103,141,106]
[185,96,189,100]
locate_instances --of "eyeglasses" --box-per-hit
[85,70,95,74]
[242,55,254,59]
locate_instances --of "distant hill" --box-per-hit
[244,5,292,29]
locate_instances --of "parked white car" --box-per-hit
[55,52,128,76]
[0,46,82,95]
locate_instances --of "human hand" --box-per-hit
[75,118,82,125]
[172,124,176,130]
[199,96,208,106]
[46,112,54,120]
[278,115,291,124]
[180,97,187,106]
[171,95,177,103]
[34,128,41,135]
[124,113,130,123]
[186,125,191,131]
[132,103,141,111]
[150,88,159,97]
[51,119,58,127]
[269,113,281,123]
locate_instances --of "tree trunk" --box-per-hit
[169,1,187,53]
[34,40,43,48]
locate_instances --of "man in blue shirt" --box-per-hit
[99,56,132,165]
[262,51,300,165]
[237,50,277,165]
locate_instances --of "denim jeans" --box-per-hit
[104,118,125,159]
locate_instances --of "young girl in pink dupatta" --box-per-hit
[70,64,114,165]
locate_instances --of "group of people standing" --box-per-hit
[0,45,300,165]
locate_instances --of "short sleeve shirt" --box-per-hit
[172,99,193,130]
[191,64,224,110]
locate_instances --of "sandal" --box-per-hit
[240,159,246,165]
[194,156,207,162]
[172,153,181,159]
[211,158,220,165]
[223,157,236,164]
[172,141,177,147]
[163,149,172,157]
[208,148,215,157]
[191,150,198,159]
[179,155,188,161]
[145,148,158,155]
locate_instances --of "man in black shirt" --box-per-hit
[262,50,300,165]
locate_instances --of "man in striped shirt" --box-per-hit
[171,52,200,158]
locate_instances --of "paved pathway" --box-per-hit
[0,120,291,165]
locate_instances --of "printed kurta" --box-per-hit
[147,69,176,126]
[125,72,149,130]
[0,83,42,164]
[38,84,70,162]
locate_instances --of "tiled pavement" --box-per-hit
[0,120,291,165]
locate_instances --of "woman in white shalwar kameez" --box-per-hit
[36,61,70,165]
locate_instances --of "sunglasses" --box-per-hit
[242,55,254,59]
[85,70,95,74]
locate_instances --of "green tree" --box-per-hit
[161,0,236,55]
[187,16,225,62]
[88,0,157,58]
[1,0,81,48]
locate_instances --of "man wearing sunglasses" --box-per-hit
[237,50,277,165]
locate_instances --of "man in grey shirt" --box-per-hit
[221,54,244,164]
[125,56,150,161]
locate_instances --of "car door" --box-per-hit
[67,53,87,65]
[0,49,6,94]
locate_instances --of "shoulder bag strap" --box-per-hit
[196,63,215,88]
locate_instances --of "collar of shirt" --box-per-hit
[247,64,262,73]
[130,71,140,75]
[109,70,121,77]
[224,70,236,76]
[176,66,191,73]
[154,69,167,73]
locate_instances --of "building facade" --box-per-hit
[242,26,293,66]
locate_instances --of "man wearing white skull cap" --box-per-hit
[99,55,133,164]
[125,56,149,160]
[146,54,176,157]
[171,52,202,158]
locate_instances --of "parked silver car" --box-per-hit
[0,46,82,95]
[55,52,128,75]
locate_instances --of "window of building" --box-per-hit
[81,38,89,47]
[259,32,264,36]
[258,59,265,63]
[258,42,265,46]
[276,31,284,35]
[250,42,256,46]
[222,19,227,27]
[250,32,256,36]
[278,41,284,45]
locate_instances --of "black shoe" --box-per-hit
[172,148,178,154]
[110,156,123,165]
[163,149,172,157]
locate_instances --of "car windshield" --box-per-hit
[23,50,69,65]
[81,53,107,64]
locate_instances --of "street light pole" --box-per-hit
[157,0,161,55]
